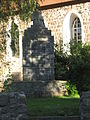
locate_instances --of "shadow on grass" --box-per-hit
[27,96,80,116]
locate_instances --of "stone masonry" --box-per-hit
[23,12,54,81]
[11,80,68,97]
[41,2,90,43]
[80,91,90,120]
[0,92,29,120]
[0,17,31,90]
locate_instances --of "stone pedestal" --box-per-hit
[11,80,68,97]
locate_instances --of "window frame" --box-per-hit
[72,17,82,42]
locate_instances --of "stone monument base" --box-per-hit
[11,80,68,97]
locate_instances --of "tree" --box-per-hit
[0,0,37,21]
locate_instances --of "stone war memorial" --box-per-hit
[11,11,67,97]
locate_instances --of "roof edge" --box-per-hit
[37,0,90,10]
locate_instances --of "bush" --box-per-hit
[3,73,13,92]
[68,41,90,94]
[65,81,78,96]
[54,41,90,95]
[54,43,69,80]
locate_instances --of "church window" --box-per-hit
[72,17,82,42]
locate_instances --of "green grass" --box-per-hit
[27,95,80,116]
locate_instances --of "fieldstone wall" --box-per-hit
[0,21,8,92]
[80,91,90,120]
[11,80,68,97]
[41,2,90,43]
[5,17,31,81]
[0,92,29,120]
[0,16,32,87]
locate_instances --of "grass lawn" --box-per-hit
[27,95,80,116]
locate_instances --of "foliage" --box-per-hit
[10,20,19,57]
[0,21,7,53]
[0,0,37,21]
[65,81,78,96]
[54,41,90,94]
[54,42,68,80]
[3,74,13,92]
[0,0,37,53]
[68,41,90,94]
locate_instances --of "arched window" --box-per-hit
[10,21,19,57]
[72,17,82,42]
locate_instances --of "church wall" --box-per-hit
[41,2,90,44]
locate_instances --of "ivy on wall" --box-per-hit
[10,21,19,57]
[0,0,37,54]
[0,0,37,21]
[0,0,43,83]
[0,21,7,57]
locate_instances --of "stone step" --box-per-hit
[29,116,80,120]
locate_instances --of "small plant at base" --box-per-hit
[3,74,13,92]
[65,81,78,96]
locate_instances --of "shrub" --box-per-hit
[68,41,90,95]
[3,74,13,92]
[65,81,78,96]
[54,41,90,95]
[54,43,69,80]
